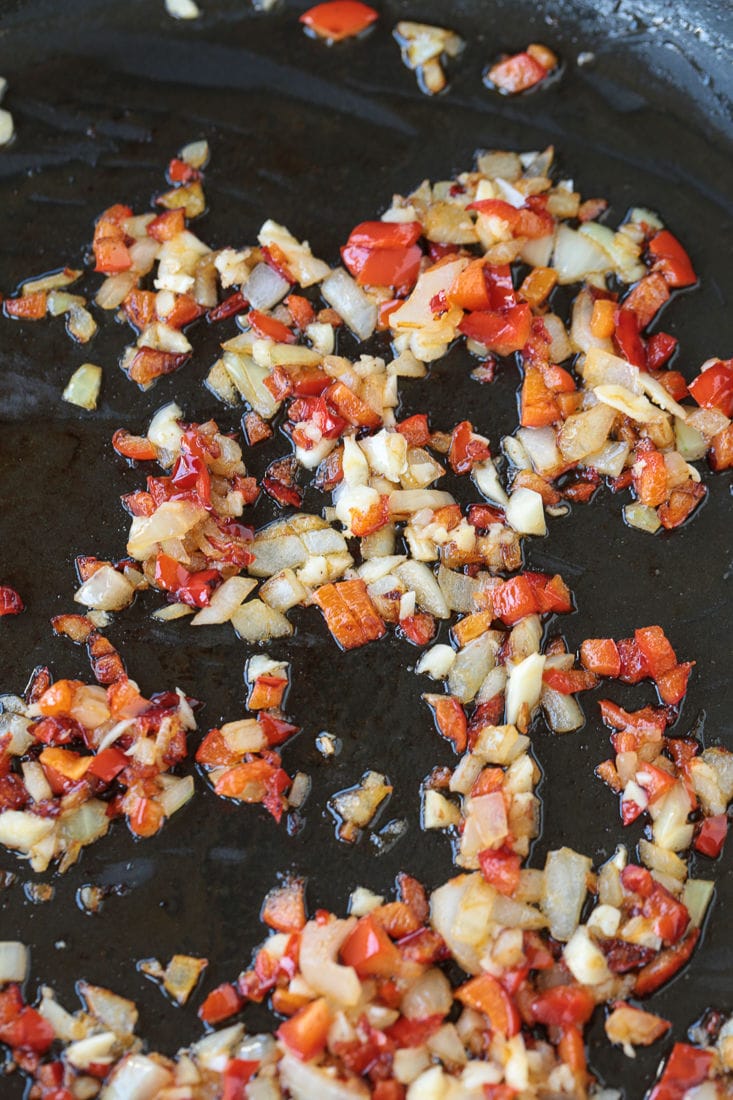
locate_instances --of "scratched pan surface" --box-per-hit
[0,0,732,1094]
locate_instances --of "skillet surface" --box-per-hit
[0,1,731,1095]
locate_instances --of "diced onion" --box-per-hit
[191,577,257,625]
[74,565,135,612]
[0,942,28,983]
[321,268,377,341]
[63,363,102,410]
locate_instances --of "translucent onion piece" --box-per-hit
[63,363,102,410]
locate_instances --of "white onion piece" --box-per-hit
[127,501,206,559]
[416,644,456,679]
[594,384,666,424]
[63,363,102,410]
[221,352,280,419]
[231,600,293,642]
[0,108,14,146]
[258,220,330,286]
[472,459,509,505]
[390,258,466,332]
[147,402,183,453]
[191,577,257,625]
[74,565,135,612]
[516,428,562,477]
[299,919,361,1007]
[552,224,609,283]
[563,927,611,985]
[582,346,639,391]
[180,139,209,168]
[542,847,592,941]
[321,268,377,341]
[401,968,453,1020]
[0,811,55,854]
[557,403,616,462]
[569,288,614,354]
[96,272,139,310]
[101,1054,173,1099]
[460,792,508,860]
[389,489,455,518]
[682,879,714,928]
[394,560,449,618]
[165,0,201,18]
[243,261,290,311]
[157,775,194,819]
[0,942,28,983]
[279,1054,370,1100]
[505,487,546,536]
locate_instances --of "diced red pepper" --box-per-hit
[396,413,431,447]
[277,997,331,1060]
[648,1043,714,1100]
[154,553,220,609]
[4,291,48,320]
[198,983,243,1025]
[0,586,24,616]
[491,575,537,624]
[341,914,401,977]
[289,395,346,440]
[87,747,128,784]
[708,423,733,470]
[459,304,532,357]
[634,625,677,680]
[646,332,678,370]
[658,482,706,530]
[285,293,316,330]
[486,51,550,94]
[688,359,733,418]
[631,445,668,507]
[300,1,378,41]
[542,667,598,694]
[342,242,422,289]
[400,613,436,647]
[0,989,55,1053]
[656,661,694,706]
[147,208,186,242]
[247,674,288,712]
[580,638,621,678]
[385,1014,444,1047]
[324,380,382,429]
[261,879,306,933]
[616,638,650,684]
[447,259,492,311]
[468,199,554,240]
[622,272,670,330]
[258,713,299,748]
[345,221,422,251]
[634,928,699,996]
[127,348,188,385]
[478,846,521,896]
[247,309,296,344]
[520,366,560,427]
[111,429,158,462]
[423,694,467,753]
[643,882,690,945]
[694,814,728,858]
[312,580,385,650]
[614,308,646,369]
[222,1060,259,1100]
[448,420,490,474]
[648,230,697,288]
[455,974,520,1037]
[207,291,250,323]
[530,984,596,1029]
[167,158,200,184]
[636,763,676,806]
[128,796,164,838]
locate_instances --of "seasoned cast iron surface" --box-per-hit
[0,2,731,1095]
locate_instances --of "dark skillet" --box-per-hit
[0,1,731,1095]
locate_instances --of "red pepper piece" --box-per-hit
[478,846,521,896]
[154,553,220,608]
[688,359,733,418]
[385,1014,445,1047]
[542,667,598,694]
[300,0,378,40]
[579,638,621,678]
[112,429,157,462]
[222,1060,259,1100]
[285,293,316,330]
[694,814,728,858]
[448,420,491,474]
[87,747,128,784]
[648,1043,713,1100]
[634,625,677,680]
[396,413,431,447]
[198,983,243,1024]
[648,230,697,288]
[127,348,188,385]
[622,272,670,329]
[0,586,24,616]
[520,365,560,427]
[207,290,249,323]
[656,661,694,705]
[459,303,532,356]
[277,998,331,1060]
[247,309,296,344]
[455,973,520,1036]
[400,613,436,646]
[4,291,48,319]
[342,242,422,289]
[423,694,467,753]
[616,637,650,684]
[646,332,678,370]
[147,208,185,242]
[341,914,401,978]
[634,928,700,996]
[531,984,596,1029]
[486,51,550,94]
[614,307,646,368]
